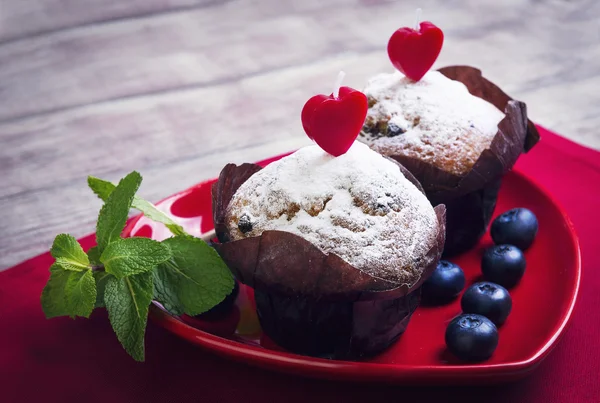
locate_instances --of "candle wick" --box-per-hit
[333,70,346,99]
[415,7,422,31]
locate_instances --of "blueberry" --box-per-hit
[491,208,538,250]
[387,122,405,137]
[422,260,466,303]
[445,314,499,361]
[482,245,526,288]
[196,280,240,321]
[238,214,253,233]
[461,282,512,326]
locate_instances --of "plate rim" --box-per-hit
[123,163,581,384]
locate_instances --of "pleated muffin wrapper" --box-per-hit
[383,65,540,256]
[211,161,446,358]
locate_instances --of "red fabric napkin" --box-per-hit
[1,126,599,403]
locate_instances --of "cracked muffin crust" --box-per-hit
[224,142,439,285]
[359,71,505,176]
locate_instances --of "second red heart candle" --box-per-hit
[387,10,444,81]
[301,72,368,157]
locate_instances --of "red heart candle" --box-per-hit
[301,72,368,157]
[387,9,444,81]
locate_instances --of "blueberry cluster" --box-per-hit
[422,207,538,362]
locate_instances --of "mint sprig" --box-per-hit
[41,171,235,361]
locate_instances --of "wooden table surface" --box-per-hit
[1,0,599,270]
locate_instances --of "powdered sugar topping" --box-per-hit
[359,71,504,175]
[226,142,439,285]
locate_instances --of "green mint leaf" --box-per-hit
[41,265,96,319]
[152,266,183,316]
[50,234,89,271]
[53,257,88,272]
[95,171,142,253]
[157,236,234,316]
[87,246,101,266]
[94,271,111,308]
[86,176,114,201]
[88,176,187,237]
[41,265,72,318]
[104,272,153,362]
[133,198,187,237]
[65,270,97,318]
[100,237,171,279]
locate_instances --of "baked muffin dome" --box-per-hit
[359,71,504,176]
[225,142,439,285]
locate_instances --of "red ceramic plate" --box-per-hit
[123,155,580,384]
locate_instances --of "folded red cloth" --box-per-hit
[1,126,599,403]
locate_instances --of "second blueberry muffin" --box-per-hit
[359,66,539,256]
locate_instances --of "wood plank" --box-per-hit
[5,0,596,122]
[0,0,219,43]
[521,74,600,145]
[0,53,365,197]
[0,0,373,122]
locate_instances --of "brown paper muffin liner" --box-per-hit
[431,178,502,256]
[254,286,421,358]
[385,66,540,256]
[211,160,446,358]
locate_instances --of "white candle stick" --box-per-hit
[332,70,346,99]
[415,8,422,30]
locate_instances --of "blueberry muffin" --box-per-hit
[213,142,446,358]
[361,70,504,176]
[225,142,439,285]
[359,66,539,256]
